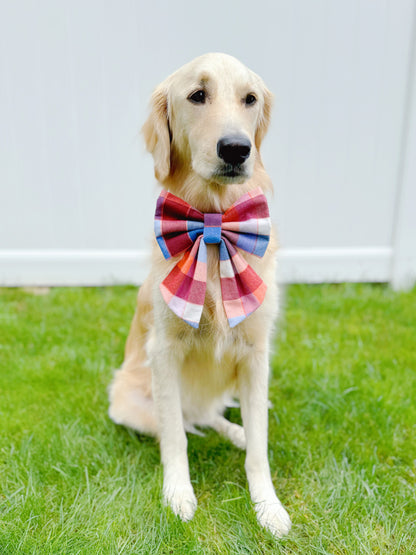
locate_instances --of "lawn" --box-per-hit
[0,283,415,554]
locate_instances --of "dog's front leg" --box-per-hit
[238,346,292,537]
[150,343,197,521]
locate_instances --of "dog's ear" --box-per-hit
[255,86,273,150]
[142,86,171,182]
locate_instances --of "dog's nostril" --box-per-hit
[217,136,251,165]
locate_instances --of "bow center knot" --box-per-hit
[203,213,222,244]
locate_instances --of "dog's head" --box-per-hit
[142,53,273,186]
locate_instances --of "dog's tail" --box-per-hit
[108,362,158,436]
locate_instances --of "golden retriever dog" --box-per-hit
[108,53,291,537]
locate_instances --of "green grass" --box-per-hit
[0,284,415,554]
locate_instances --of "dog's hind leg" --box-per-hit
[108,363,157,435]
[212,415,246,449]
[108,280,158,436]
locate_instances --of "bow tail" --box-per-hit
[160,236,207,328]
[219,239,267,327]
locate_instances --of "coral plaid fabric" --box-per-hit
[154,187,271,328]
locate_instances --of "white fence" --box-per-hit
[1,1,415,289]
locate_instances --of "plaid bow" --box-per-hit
[154,187,271,328]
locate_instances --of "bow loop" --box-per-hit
[154,188,271,328]
[154,190,204,259]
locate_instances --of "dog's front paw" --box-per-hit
[255,499,292,537]
[163,483,197,522]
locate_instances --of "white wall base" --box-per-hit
[0,247,395,287]
[0,250,150,287]
[276,247,393,284]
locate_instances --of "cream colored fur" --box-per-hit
[108,53,291,537]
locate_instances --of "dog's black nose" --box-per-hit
[217,136,251,165]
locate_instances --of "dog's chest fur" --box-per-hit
[151,224,277,424]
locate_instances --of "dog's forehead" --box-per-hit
[170,53,258,91]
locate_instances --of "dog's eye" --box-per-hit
[245,93,257,106]
[188,90,206,104]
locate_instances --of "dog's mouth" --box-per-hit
[213,163,249,183]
